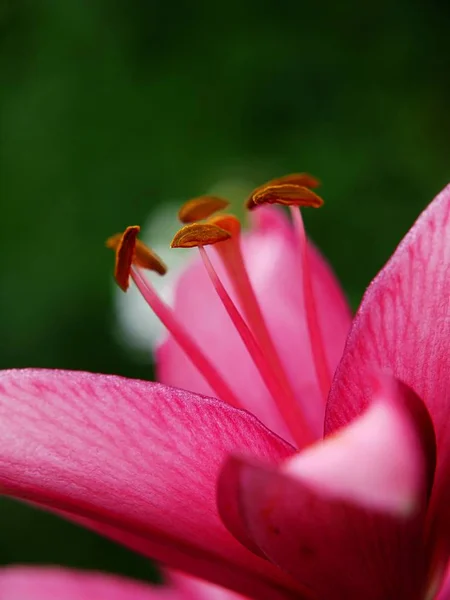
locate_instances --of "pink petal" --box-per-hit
[0,567,178,600]
[435,565,450,600]
[0,369,298,600]
[220,459,428,600]
[218,379,434,599]
[325,184,450,540]
[284,380,434,515]
[168,571,250,600]
[157,206,351,440]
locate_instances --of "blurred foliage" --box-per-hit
[0,0,449,584]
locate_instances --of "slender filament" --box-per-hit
[289,206,331,402]
[214,237,304,417]
[131,266,242,409]
[199,246,314,447]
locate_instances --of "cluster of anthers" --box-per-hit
[106,174,326,448]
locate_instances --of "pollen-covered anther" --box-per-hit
[106,226,167,292]
[264,172,321,190]
[246,182,324,211]
[178,195,230,224]
[207,214,241,237]
[171,222,231,248]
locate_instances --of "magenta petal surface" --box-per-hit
[326,183,450,435]
[284,394,429,514]
[326,184,450,537]
[436,566,450,600]
[219,462,426,600]
[168,571,250,600]
[0,567,177,600]
[0,369,297,600]
[157,206,351,439]
[218,380,433,600]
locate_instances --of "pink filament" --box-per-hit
[199,246,314,447]
[131,266,242,409]
[213,238,301,411]
[289,206,331,402]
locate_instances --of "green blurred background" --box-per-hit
[1,0,449,584]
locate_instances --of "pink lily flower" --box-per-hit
[0,176,450,599]
[0,566,245,600]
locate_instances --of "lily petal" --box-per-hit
[218,379,433,599]
[436,565,450,600]
[0,567,176,600]
[284,382,433,515]
[325,184,450,541]
[168,571,249,600]
[219,459,427,600]
[0,369,297,600]
[157,206,351,440]
[327,184,450,432]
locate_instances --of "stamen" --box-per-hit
[131,267,242,409]
[247,182,324,211]
[178,195,229,223]
[170,216,315,445]
[290,206,331,403]
[244,175,331,403]
[106,227,167,290]
[212,236,289,373]
[106,226,139,292]
[209,210,307,430]
[171,223,231,248]
[208,213,241,237]
[133,244,167,275]
[105,233,122,249]
[107,226,242,408]
[264,172,321,189]
[212,230,315,443]
[198,245,314,447]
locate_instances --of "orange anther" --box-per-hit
[106,226,167,292]
[178,195,230,224]
[134,243,167,275]
[171,223,231,248]
[105,233,122,251]
[109,226,139,292]
[264,173,321,190]
[246,183,324,211]
[208,214,241,237]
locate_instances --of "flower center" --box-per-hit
[106,174,330,448]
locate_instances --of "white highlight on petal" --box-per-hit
[283,400,422,514]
